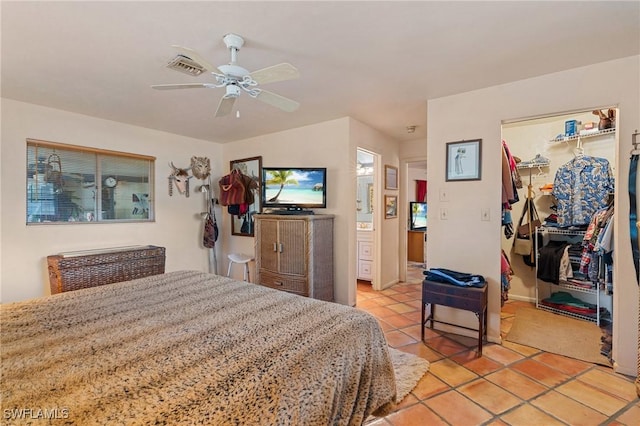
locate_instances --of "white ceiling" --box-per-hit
[2,1,638,144]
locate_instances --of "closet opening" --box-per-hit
[500,107,617,367]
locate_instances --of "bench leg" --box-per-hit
[421,303,435,342]
[477,311,484,357]
[475,307,488,358]
[421,302,425,342]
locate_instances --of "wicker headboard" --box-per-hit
[47,246,166,294]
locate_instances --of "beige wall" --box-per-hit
[427,55,639,376]
[1,99,223,302]
[221,118,351,301]
[221,117,401,306]
[0,106,402,307]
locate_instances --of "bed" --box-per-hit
[1,270,396,425]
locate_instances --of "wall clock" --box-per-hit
[104,176,118,188]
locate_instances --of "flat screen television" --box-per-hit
[409,202,427,231]
[262,167,327,211]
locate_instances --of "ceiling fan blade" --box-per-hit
[255,89,300,112]
[215,96,237,117]
[171,45,222,74]
[152,83,217,90]
[250,63,300,85]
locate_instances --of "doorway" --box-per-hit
[500,107,617,361]
[356,148,378,294]
[400,158,428,283]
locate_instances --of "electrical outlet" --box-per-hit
[439,188,449,202]
[439,208,448,220]
[481,208,490,221]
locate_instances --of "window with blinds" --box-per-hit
[26,139,155,224]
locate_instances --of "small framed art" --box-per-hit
[445,139,482,181]
[385,165,398,190]
[384,195,397,219]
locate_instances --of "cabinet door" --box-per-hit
[258,219,279,273]
[407,231,425,262]
[278,219,307,276]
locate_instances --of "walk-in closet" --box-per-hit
[501,108,617,364]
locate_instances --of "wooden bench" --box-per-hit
[421,279,488,357]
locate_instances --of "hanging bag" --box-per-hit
[513,234,533,256]
[203,201,219,249]
[513,198,539,256]
[44,153,64,188]
[218,169,246,206]
[517,197,541,238]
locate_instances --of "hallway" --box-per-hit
[356,268,640,425]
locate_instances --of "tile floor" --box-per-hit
[357,266,640,425]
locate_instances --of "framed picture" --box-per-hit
[385,165,398,190]
[384,195,397,219]
[229,156,262,237]
[446,139,482,181]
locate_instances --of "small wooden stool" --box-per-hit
[421,279,488,357]
[227,253,254,282]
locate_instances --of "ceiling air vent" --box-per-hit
[166,54,206,76]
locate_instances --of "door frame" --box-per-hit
[356,148,383,291]
[400,156,428,283]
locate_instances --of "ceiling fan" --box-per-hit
[152,33,300,117]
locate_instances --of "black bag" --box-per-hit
[203,202,218,249]
[240,216,251,234]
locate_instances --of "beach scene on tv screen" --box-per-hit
[412,203,427,229]
[264,170,324,205]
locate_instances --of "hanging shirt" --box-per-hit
[552,156,614,227]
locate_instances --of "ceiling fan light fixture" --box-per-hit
[225,84,241,98]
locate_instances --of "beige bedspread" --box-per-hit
[1,271,396,425]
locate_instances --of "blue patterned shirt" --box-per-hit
[552,156,614,227]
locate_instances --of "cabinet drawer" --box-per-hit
[259,270,308,296]
[422,281,487,313]
[424,292,483,312]
[358,260,372,280]
[358,241,373,260]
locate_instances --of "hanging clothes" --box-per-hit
[629,135,640,284]
[500,250,513,306]
[501,140,520,240]
[552,155,614,227]
[580,205,614,282]
[501,140,519,206]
